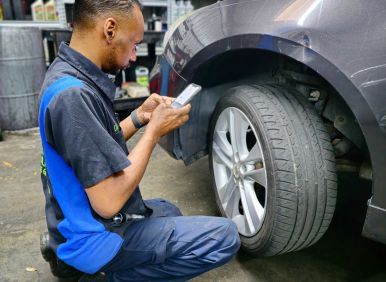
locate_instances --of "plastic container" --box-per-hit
[122,82,150,98]
[44,0,57,21]
[185,0,194,15]
[0,27,46,130]
[31,0,45,21]
[135,66,149,88]
[154,18,162,31]
[0,2,4,21]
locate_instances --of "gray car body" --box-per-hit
[150,0,386,244]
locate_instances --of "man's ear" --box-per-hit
[104,18,118,43]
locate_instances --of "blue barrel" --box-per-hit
[0,27,46,130]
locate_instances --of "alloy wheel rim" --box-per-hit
[212,107,267,236]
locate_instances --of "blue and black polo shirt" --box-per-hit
[38,43,148,274]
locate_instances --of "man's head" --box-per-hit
[72,0,144,74]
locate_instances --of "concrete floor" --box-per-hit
[0,129,385,282]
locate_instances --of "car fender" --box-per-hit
[159,0,386,243]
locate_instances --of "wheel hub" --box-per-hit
[233,163,246,180]
[233,164,240,179]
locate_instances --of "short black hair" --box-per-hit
[72,0,142,30]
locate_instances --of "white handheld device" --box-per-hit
[172,83,202,109]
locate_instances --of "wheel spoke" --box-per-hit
[228,110,237,153]
[224,186,240,218]
[213,130,232,157]
[219,176,237,203]
[244,182,265,222]
[239,182,265,234]
[243,143,263,163]
[212,142,233,169]
[239,185,256,234]
[244,168,267,187]
[228,109,248,156]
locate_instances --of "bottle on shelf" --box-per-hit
[148,11,162,31]
[151,12,162,31]
[176,0,185,18]
[0,2,3,21]
[31,0,45,21]
[171,0,179,24]
[135,66,150,88]
[184,0,194,15]
[147,12,155,30]
[44,0,58,21]
[154,17,162,31]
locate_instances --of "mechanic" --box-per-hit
[38,0,240,281]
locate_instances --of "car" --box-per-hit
[149,0,386,256]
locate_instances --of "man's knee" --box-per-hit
[160,199,182,217]
[182,217,240,267]
[224,218,241,253]
[145,198,183,217]
[210,217,241,261]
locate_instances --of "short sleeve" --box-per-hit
[44,87,130,188]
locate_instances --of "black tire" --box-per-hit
[208,84,337,256]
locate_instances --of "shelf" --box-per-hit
[113,96,147,113]
[141,1,168,8]
[143,30,165,43]
[137,47,163,57]
[62,0,168,7]
[0,21,67,30]
[60,0,171,26]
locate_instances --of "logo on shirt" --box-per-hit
[40,154,47,177]
[114,124,120,133]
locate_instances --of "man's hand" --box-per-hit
[136,94,174,125]
[120,94,174,141]
[146,102,191,139]
[86,99,190,219]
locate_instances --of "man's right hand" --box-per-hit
[146,102,191,139]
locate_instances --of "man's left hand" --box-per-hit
[137,94,174,125]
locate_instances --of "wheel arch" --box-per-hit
[173,34,386,244]
[179,34,375,164]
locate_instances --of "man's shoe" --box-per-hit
[40,232,83,279]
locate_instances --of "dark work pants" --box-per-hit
[101,199,241,281]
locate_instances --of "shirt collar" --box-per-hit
[57,42,116,102]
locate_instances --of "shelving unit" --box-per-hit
[61,0,169,7]
[0,1,178,31]
[142,0,168,8]
[0,0,173,115]
[60,0,171,25]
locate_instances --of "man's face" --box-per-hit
[103,6,144,74]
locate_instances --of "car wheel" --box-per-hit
[209,84,337,256]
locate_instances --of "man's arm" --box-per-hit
[85,103,191,219]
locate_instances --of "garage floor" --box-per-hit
[1,129,385,282]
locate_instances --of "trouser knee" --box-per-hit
[209,218,241,263]
[145,198,183,217]
[222,218,241,254]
